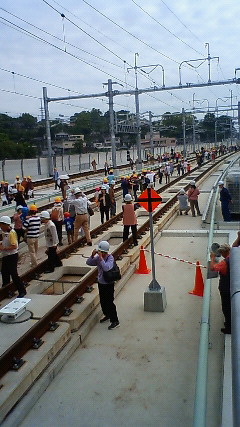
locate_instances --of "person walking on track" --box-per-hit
[68,188,92,245]
[23,204,41,267]
[40,211,63,274]
[122,194,138,246]
[98,185,111,224]
[0,215,26,297]
[187,181,201,217]
[86,240,119,330]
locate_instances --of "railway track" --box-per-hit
[0,152,232,381]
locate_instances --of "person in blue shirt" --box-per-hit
[63,212,74,245]
[218,181,232,221]
[107,169,115,185]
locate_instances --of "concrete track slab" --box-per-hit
[18,231,226,427]
[0,318,37,358]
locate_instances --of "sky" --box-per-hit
[0,0,240,122]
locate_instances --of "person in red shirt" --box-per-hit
[210,243,231,334]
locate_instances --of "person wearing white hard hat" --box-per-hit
[0,215,26,297]
[187,181,201,217]
[177,189,190,215]
[68,188,92,245]
[218,181,232,221]
[122,193,138,246]
[40,211,62,273]
[86,241,119,330]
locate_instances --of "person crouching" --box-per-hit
[40,211,63,274]
[177,189,190,215]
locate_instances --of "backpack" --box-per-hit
[51,207,59,221]
[103,261,121,283]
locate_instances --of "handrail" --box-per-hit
[193,156,237,426]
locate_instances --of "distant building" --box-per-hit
[141,132,177,147]
[53,133,86,152]
[92,137,121,150]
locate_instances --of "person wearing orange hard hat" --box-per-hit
[51,197,64,245]
[22,204,41,268]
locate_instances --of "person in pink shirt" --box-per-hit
[187,180,201,217]
[122,194,138,246]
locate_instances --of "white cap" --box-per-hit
[124,194,133,202]
[190,180,196,186]
[218,180,224,185]
[17,205,23,210]
[40,210,50,219]
[0,216,11,225]
[97,240,110,253]
[179,189,185,194]
[110,180,115,185]
[101,185,107,190]
[74,187,82,195]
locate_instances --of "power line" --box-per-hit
[0,7,123,70]
[48,0,135,55]
[131,0,204,56]
[81,0,181,64]
[42,0,128,65]
[0,16,129,87]
[0,88,40,99]
[159,0,203,45]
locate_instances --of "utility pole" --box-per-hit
[182,108,186,158]
[134,53,142,169]
[107,79,117,170]
[149,111,154,156]
[192,115,196,152]
[43,87,53,177]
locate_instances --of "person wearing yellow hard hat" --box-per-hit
[14,184,27,208]
[22,204,41,268]
[102,177,109,193]
[51,197,64,245]
[107,169,115,185]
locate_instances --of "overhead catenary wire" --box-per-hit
[0,7,124,70]
[131,0,204,57]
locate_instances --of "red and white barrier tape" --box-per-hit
[142,248,207,269]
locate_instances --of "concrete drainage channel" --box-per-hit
[0,153,234,426]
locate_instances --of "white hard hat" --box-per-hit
[97,240,110,253]
[124,194,133,202]
[12,188,17,194]
[40,210,50,219]
[218,180,224,185]
[179,189,185,194]
[101,185,107,190]
[17,205,23,210]
[74,187,81,195]
[59,174,69,180]
[0,216,11,225]
[111,180,115,185]
[190,180,196,186]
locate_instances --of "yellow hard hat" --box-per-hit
[103,178,108,182]
[54,197,62,203]
[29,204,37,211]
[16,175,19,179]
[126,175,130,179]
[27,176,31,179]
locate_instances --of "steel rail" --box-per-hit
[0,153,230,301]
[0,154,233,380]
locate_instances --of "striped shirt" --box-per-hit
[23,215,41,238]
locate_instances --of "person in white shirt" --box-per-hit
[40,211,62,273]
[68,188,92,245]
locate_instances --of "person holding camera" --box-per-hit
[86,240,119,330]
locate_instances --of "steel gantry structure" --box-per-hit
[43,76,240,176]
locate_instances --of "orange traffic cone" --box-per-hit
[189,261,204,297]
[135,246,151,274]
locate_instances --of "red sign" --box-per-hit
[138,188,162,212]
